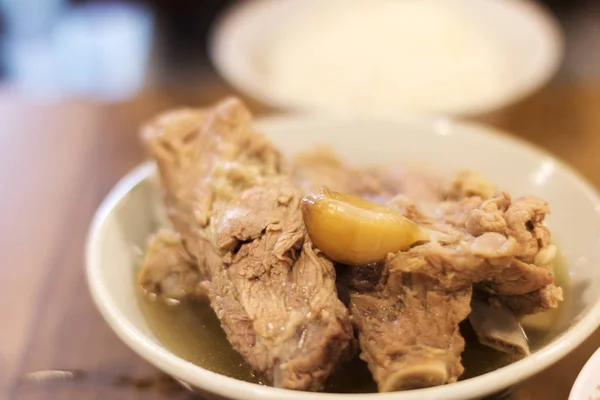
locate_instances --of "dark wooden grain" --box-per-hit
[1,78,599,400]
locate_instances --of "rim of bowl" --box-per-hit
[209,0,564,118]
[87,114,600,400]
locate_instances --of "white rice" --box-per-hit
[260,0,512,115]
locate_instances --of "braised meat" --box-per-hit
[321,186,561,391]
[435,174,563,311]
[141,98,353,391]
[138,229,206,301]
[347,264,472,392]
[293,147,444,204]
[491,284,563,316]
[137,96,563,394]
[368,164,445,204]
[293,146,388,202]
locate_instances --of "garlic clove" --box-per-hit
[301,188,428,265]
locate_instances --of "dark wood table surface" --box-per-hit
[2,77,600,400]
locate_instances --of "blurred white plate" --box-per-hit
[570,347,600,400]
[210,0,563,117]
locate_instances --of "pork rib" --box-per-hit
[342,262,472,392]
[141,98,353,391]
[340,190,561,391]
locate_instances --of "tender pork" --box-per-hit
[293,147,444,204]
[387,232,553,296]
[352,287,472,392]
[139,100,562,393]
[338,186,561,390]
[293,146,388,202]
[342,261,472,392]
[138,229,206,301]
[141,98,353,391]
[368,164,445,204]
[385,193,554,296]
[491,284,563,316]
[436,174,563,313]
[293,161,561,390]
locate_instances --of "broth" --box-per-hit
[138,258,569,393]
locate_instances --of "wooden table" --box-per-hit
[2,77,599,400]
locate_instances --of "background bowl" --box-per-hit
[87,114,600,400]
[210,0,563,117]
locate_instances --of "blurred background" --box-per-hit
[0,0,597,102]
[2,1,600,400]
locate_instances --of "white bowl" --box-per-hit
[569,347,600,400]
[87,114,600,400]
[210,0,563,117]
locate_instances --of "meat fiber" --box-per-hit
[138,229,206,301]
